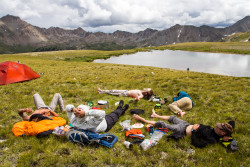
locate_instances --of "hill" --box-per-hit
[0,15,249,53]
[221,30,250,42]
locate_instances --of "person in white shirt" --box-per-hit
[66,100,129,132]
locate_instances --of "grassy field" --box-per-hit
[0,43,249,167]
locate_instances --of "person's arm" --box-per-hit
[151,109,170,120]
[85,109,105,121]
[135,91,143,101]
[65,104,75,120]
[18,108,33,113]
[49,110,59,117]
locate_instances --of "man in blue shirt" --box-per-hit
[168,91,193,118]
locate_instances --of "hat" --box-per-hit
[228,121,235,129]
[66,104,74,112]
[216,122,234,136]
[130,109,145,115]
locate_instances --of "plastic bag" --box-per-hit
[120,120,131,131]
[53,125,70,136]
[150,130,165,142]
[140,139,156,151]
[140,130,165,151]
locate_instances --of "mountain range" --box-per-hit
[0,14,249,53]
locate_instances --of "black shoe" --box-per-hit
[122,104,129,114]
[117,100,124,109]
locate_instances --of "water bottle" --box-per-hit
[124,141,133,149]
[152,98,160,102]
[149,126,154,136]
[88,101,93,108]
[154,103,161,112]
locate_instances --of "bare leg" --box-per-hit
[151,109,171,120]
[133,114,156,126]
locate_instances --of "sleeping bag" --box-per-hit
[12,117,66,137]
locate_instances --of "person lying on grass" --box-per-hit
[18,93,64,121]
[66,100,129,132]
[97,87,153,101]
[133,109,235,148]
[168,91,193,118]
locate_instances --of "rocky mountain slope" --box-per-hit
[221,30,250,42]
[0,15,249,53]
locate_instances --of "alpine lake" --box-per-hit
[94,50,250,77]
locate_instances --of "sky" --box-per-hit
[0,0,249,33]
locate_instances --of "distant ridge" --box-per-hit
[0,15,249,53]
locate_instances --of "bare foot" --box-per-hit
[97,87,101,94]
[180,112,186,118]
[133,114,145,122]
[151,108,159,118]
[178,111,186,118]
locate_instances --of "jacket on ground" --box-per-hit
[191,124,220,148]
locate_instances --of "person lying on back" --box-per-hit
[133,109,235,148]
[18,93,64,121]
[97,87,153,101]
[66,100,129,132]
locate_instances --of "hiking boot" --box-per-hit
[117,100,124,109]
[122,104,129,114]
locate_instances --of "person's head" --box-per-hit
[214,121,235,137]
[66,104,87,118]
[142,88,153,99]
[72,107,85,118]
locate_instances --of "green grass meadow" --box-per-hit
[0,43,249,167]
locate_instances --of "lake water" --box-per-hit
[94,50,250,77]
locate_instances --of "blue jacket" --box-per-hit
[173,91,193,106]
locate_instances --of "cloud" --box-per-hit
[0,0,249,33]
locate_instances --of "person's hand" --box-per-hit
[73,108,85,118]
[222,136,230,141]
[25,108,33,113]
[135,97,140,101]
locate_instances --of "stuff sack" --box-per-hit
[66,128,118,148]
[220,137,239,151]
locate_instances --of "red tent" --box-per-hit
[0,61,40,85]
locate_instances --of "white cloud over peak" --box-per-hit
[0,0,249,33]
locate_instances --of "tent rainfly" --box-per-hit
[0,61,40,85]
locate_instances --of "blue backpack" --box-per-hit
[66,128,118,148]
